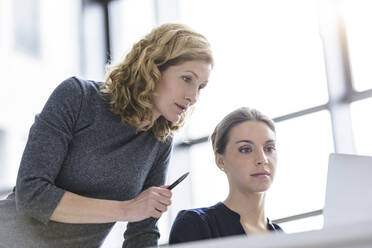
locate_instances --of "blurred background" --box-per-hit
[0,0,371,246]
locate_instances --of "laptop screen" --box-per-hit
[323,153,372,228]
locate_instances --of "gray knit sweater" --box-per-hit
[0,77,172,248]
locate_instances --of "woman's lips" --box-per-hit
[175,103,187,113]
[250,172,270,177]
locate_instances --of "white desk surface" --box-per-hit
[167,220,372,248]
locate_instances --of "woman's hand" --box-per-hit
[122,186,172,222]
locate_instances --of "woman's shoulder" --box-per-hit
[42,77,107,129]
[48,76,102,103]
[169,203,223,244]
[175,202,223,223]
[59,76,101,94]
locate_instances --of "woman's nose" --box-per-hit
[185,86,199,105]
[256,150,268,166]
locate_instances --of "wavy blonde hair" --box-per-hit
[100,23,214,141]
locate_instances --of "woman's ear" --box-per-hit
[215,153,225,171]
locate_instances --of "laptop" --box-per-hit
[323,153,372,228]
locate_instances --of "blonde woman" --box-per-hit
[0,23,213,248]
[169,107,282,244]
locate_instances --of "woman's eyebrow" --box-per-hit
[185,70,199,79]
[235,139,276,144]
[236,140,254,144]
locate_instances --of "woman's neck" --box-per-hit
[138,115,157,130]
[223,189,267,234]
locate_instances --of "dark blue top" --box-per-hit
[169,202,283,244]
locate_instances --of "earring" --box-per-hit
[220,167,225,171]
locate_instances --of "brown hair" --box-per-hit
[100,23,214,141]
[211,107,275,154]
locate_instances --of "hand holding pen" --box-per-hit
[124,172,190,222]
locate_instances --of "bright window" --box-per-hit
[266,111,333,219]
[0,0,81,189]
[189,142,229,208]
[179,0,328,139]
[350,98,372,156]
[342,0,372,92]
[13,0,41,57]
[109,0,156,63]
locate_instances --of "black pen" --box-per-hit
[167,172,189,190]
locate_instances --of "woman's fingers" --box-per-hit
[151,209,162,219]
[123,186,172,222]
[156,186,172,198]
[148,191,169,218]
[154,201,168,212]
[149,187,172,206]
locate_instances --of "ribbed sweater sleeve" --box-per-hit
[15,77,83,225]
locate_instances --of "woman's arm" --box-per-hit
[15,78,83,224]
[50,186,172,223]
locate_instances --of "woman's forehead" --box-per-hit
[228,121,276,143]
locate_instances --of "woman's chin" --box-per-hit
[164,114,181,123]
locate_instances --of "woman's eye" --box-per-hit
[182,76,192,83]
[239,147,252,153]
[265,146,276,153]
[198,84,206,90]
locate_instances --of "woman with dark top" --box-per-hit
[0,23,213,248]
[169,107,283,244]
